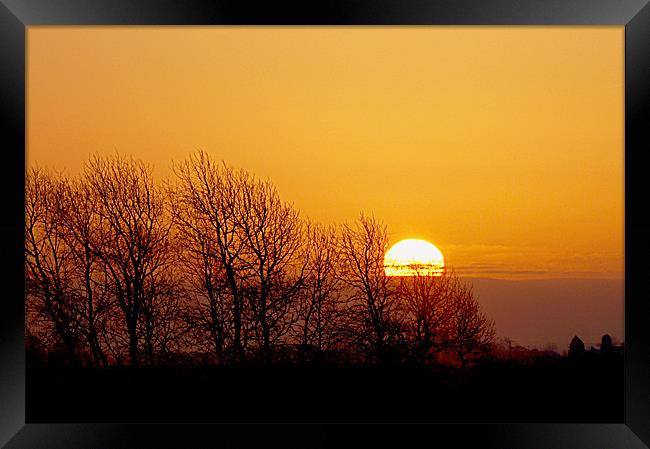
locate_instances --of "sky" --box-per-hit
[470,277,623,348]
[27,26,624,281]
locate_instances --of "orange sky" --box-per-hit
[27,27,624,280]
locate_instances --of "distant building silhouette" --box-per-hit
[599,334,624,356]
[568,334,623,359]
[569,336,586,357]
[601,334,613,349]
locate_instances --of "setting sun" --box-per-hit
[384,239,445,277]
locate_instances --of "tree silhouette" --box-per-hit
[238,176,307,360]
[25,167,80,365]
[26,152,508,371]
[396,269,494,368]
[339,213,399,363]
[59,175,112,367]
[295,222,347,358]
[171,151,252,362]
[446,275,495,369]
[84,154,173,368]
[396,267,454,363]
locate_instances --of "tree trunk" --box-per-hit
[128,318,139,368]
[62,334,79,368]
[458,351,467,372]
[233,296,242,360]
[89,328,107,367]
[225,267,243,362]
[261,318,271,362]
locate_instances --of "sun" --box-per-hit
[384,239,445,277]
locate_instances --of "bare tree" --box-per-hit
[84,154,173,368]
[239,177,307,360]
[171,151,251,361]
[295,223,346,357]
[25,167,80,364]
[338,213,398,362]
[174,221,234,363]
[445,274,495,370]
[27,152,498,371]
[396,268,454,363]
[58,176,113,367]
[172,152,308,362]
[139,265,188,365]
[397,269,495,368]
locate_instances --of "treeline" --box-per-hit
[25,151,494,369]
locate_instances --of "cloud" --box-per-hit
[440,242,622,280]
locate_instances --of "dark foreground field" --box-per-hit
[27,353,623,423]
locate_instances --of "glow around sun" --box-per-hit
[384,239,445,277]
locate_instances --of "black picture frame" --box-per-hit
[1,1,649,447]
